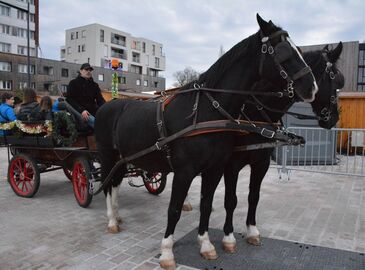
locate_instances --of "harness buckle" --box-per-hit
[155,141,162,150]
[268,46,274,55]
[212,100,220,109]
[157,120,163,127]
[260,128,275,139]
[193,83,201,89]
[280,70,288,79]
[160,90,167,96]
[261,44,268,54]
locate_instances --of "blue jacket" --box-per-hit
[0,103,17,136]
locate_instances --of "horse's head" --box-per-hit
[257,14,318,102]
[305,42,344,129]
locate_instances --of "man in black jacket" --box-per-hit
[66,63,106,128]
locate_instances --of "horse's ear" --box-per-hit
[257,13,271,36]
[328,42,343,63]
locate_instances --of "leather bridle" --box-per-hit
[259,30,313,98]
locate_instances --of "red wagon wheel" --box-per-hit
[72,157,93,208]
[8,154,40,198]
[143,172,167,195]
[63,167,73,181]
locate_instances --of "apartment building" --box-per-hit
[0,0,39,57]
[60,23,166,91]
[0,51,166,94]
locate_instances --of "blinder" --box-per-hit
[259,29,313,99]
[274,42,293,63]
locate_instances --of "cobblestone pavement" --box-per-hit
[0,147,364,269]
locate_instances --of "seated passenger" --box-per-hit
[39,95,53,120]
[17,88,41,121]
[0,92,17,136]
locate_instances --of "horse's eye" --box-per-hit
[274,42,292,63]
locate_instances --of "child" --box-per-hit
[17,88,40,121]
[0,92,17,136]
[39,96,53,120]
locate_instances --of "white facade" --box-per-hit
[60,23,165,77]
[0,0,37,56]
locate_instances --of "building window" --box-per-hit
[132,52,140,63]
[61,68,69,77]
[78,45,81,52]
[142,42,146,53]
[0,5,10,16]
[160,47,163,56]
[100,29,104,42]
[155,57,160,68]
[131,40,141,50]
[44,83,54,92]
[98,74,104,82]
[82,30,86,38]
[71,32,74,40]
[130,65,142,74]
[143,80,148,87]
[0,80,12,90]
[111,33,126,46]
[1,24,10,34]
[0,42,10,53]
[61,85,68,92]
[136,79,141,86]
[18,64,35,74]
[118,76,126,84]
[152,44,156,55]
[154,81,158,88]
[111,47,127,59]
[18,82,28,89]
[81,44,86,52]
[0,61,11,72]
[17,46,36,56]
[43,66,54,75]
[149,69,158,77]
[75,31,79,39]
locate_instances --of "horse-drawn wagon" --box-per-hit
[0,111,167,208]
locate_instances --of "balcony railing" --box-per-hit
[111,52,127,60]
[111,38,126,47]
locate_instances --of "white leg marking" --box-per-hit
[247,225,260,238]
[222,233,236,245]
[197,232,215,253]
[160,235,174,261]
[111,185,120,221]
[106,193,117,228]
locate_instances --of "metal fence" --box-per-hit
[271,127,365,180]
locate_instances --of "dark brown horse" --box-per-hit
[94,14,317,269]
[220,43,344,251]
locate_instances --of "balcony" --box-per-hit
[111,47,127,60]
[111,34,126,47]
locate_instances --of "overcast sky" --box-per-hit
[39,0,365,88]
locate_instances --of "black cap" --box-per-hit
[80,63,94,70]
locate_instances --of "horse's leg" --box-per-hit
[112,182,122,225]
[160,170,195,270]
[182,192,193,211]
[99,146,122,233]
[222,161,243,253]
[246,153,270,246]
[197,169,224,260]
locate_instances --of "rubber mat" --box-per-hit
[166,228,364,270]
